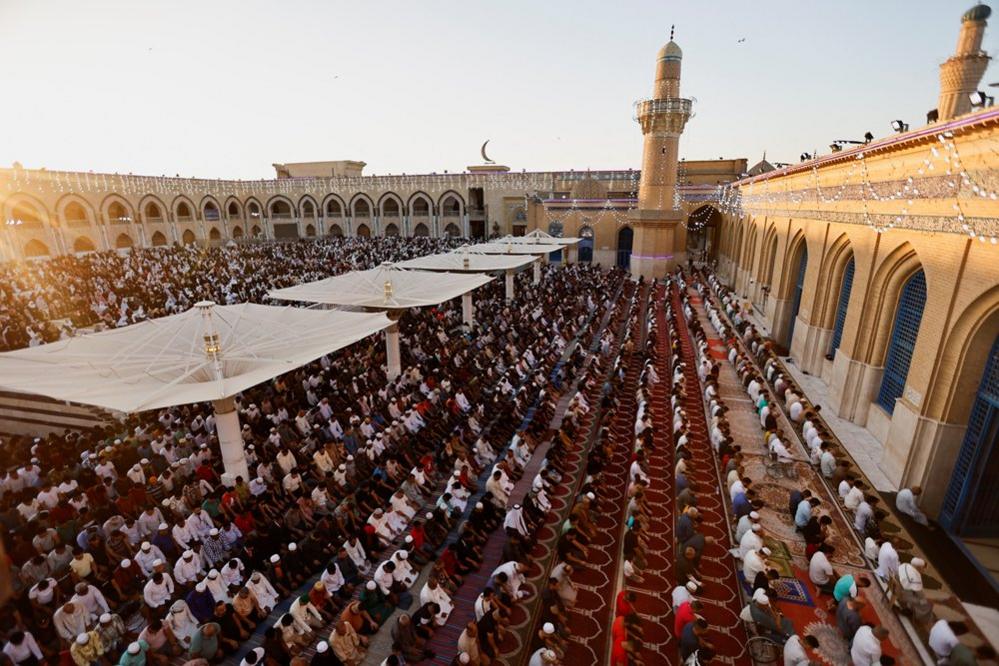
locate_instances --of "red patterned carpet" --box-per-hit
[563,284,649,665]
[671,285,751,665]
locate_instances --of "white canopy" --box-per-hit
[460,243,566,255]
[394,252,536,273]
[267,262,493,310]
[493,230,580,245]
[0,302,393,413]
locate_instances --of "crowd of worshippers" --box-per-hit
[0,244,628,666]
[687,268,995,666]
[0,236,464,351]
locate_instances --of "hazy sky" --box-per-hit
[1,1,994,179]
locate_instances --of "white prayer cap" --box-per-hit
[152,558,163,567]
[99,613,112,624]
[140,458,150,465]
[183,550,195,559]
[338,464,346,471]
[911,557,926,567]
[127,642,141,655]
[248,445,255,450]
[121,559,131,568]
[459,654,470,664]
[760,547,772,556]
[208,570,219,579]
[543,650,557,661]
[750,511,760,520]
[374,508,384,515]
[398,550,408,560]
[686,581,698,593]
[140,542,151,551]
[209,528,219,536]
[475,502,484,510]
[366,581,377,590]
[161,499,171,507]
[404,536,414,544]
[425,512,434,520]
[347,455,354,461]
[76,634,89,645]
[751,524,762,532]
[288,543,297,552]
[543,622,555,634]
[316,642,329,653]
[586,492,596,500]
[114,439,122,445]
[158,522,169,530]
[269,554,280,563]
[195,581,207,592]
[753,589,770,605]
[242,425,250,430]
[199,444,208,449]
[512,504,521,510]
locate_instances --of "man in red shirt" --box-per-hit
[674,598,702,637]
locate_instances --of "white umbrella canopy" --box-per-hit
[493,229,580,245]
[0,302,393,413]
[267,262,493,309]
[459,242,566,255]
[394,252,535,273]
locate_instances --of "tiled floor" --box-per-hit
[741,309,897,492]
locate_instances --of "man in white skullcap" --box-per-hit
[70,582,109,620]
[503,504,529,538]
[735,510,760,543]
[736,523,764,560]
[672,581,699,610]
[134,541,166,577]
[419,578,454,625]
[173,550,204,587]
[246,571,279,612]
[343,537,370,575]
[221,558,245,588]
[205,569,230,603]
[742,546,771,582]
[894,557,933,624]
[391,550,416,588]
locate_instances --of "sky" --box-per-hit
[0,0,995,180]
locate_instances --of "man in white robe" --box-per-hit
[419,578,453,625]
[246,572,279,612]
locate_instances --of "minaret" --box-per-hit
[630,27,692,280]
[937,4,992,121]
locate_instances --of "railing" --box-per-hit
[633,96,693,119]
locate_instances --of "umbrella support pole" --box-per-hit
[213,397,249,486]
[533,260,541,285]
[462,292,474,329]
[386,323,401,380]
[505,269,515,302]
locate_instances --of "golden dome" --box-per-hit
[657,40,683,61]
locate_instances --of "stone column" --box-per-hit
[385,322,401,380]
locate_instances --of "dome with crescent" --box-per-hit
[962,3,991,21]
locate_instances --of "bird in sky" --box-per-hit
[737,38,746,43]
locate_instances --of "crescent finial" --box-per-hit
[481,140,495,164]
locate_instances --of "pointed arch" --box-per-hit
[224,196,243,220]
[138,194,168,223]
[328,223,344,238]
[356,223,371,238]
[299,195,319,219]
[55,195,94,227]
[408,191,433,217]
[244,197,264,220]
[172,195,196,222]
[412,222,430,237]
[322,194,346,218]
[201,195,222,222]
[72,236,96,253]
[378,192,403,218]
[438,191,464,216]
[151,230,168,246]
[114,233,134,249]
[854,241,924,367]
[349,193,373,219]
[22,239,50,257]
[181,229,197,245]
[99,194,134,225]
[250,224,263,238]
[208,227,222,241]
[384,222,400,237]
[305,223,316,237]
[443,222,461,237]
[231,225,244,239]
[266,195,295,219]
[3,193,49,229]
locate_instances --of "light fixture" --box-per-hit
[800,152,812,162]
[970,91,995,108]
[927,108,939,123]
[829,143,842,152]
[891,120,909,133]
[864,132,874,143]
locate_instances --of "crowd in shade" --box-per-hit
[0,236,638,666]
[0,237,465,351]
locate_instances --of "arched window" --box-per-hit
[305,224,316,237]
[73,236,96,253]
[326,200,343,218]
[228,202,241,218]
[328,224,344,237]
[10,202,43,228]
[354,200,370,218]
[204,203,220,221]
[580,226,594,239]
[182,229,197,245]
[617,226,633,269]
[382,199,400,217]
[151,231,168,246]
[443,222,461,237]
[251,224,262,238]
[115,233,133,249]
[270,200,292,218]
[209,227,222,241]
[548,221,564,238]
[356,223,371,237]
[413,223,429,237]
[785,247,808,346]
[828,257,855,356]
[23,239,49,257]
[441,197,460,216]
[108,202,129,224]
[145,202,163,221]
[302,201,316,218]
[412,199,430,217]
[232,226,244,239]
[65,202,88,225]
[876,270,927,414]
[248,202,261,218]
[384,223,400,237]
[176,202,193,220]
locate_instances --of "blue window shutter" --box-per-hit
[829,257,855,355]
[876,270,927,414]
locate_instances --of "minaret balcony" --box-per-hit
[634,97,692,133]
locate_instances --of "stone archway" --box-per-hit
[616,226,634,269]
